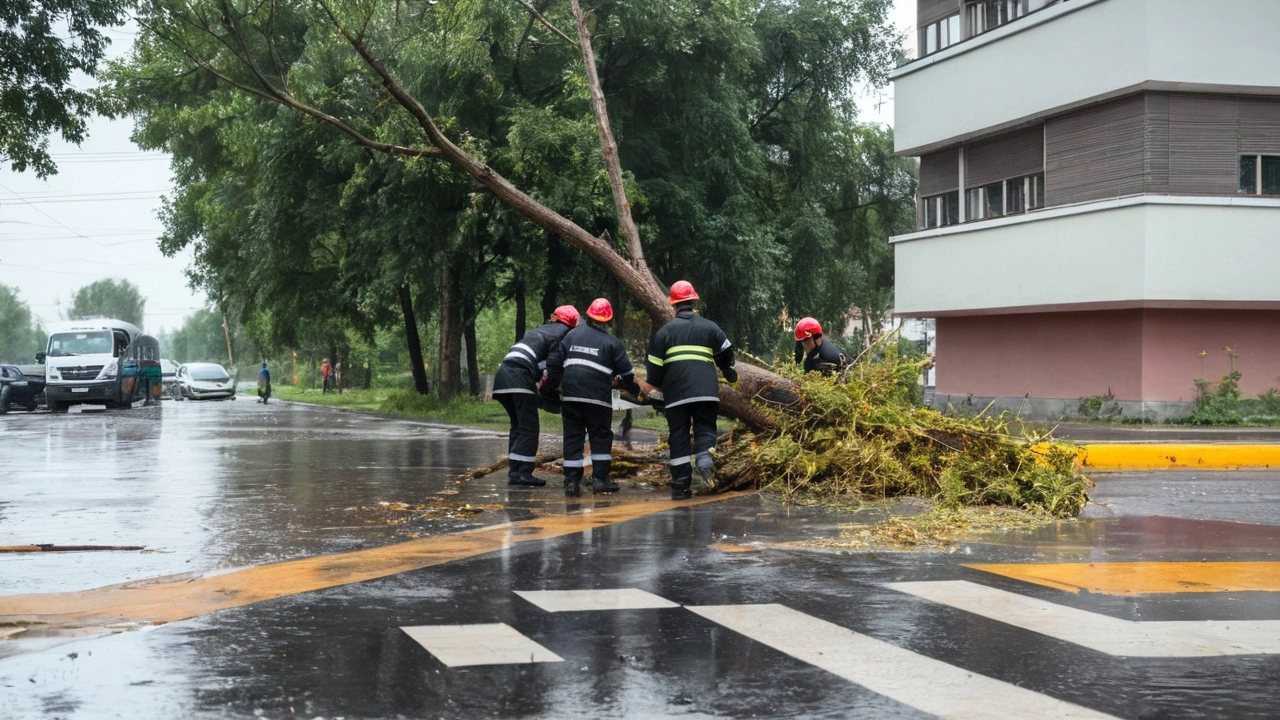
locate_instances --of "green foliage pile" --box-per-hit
[721,346,1090,518]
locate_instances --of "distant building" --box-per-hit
[891,0,1280,419]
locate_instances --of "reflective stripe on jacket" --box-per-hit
[555,325,635,408]
[493,322,570,394]
[644,309,733,408]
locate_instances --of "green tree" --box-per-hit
[0,0,130,177]
[68,278,146,327]
[112,0,904,425]
[0,284,44,363]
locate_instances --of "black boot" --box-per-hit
[670,465,693,500]
[517,460,548,487]
[564,467,583,497]
[591,459,618,493]
[507,460,525,487]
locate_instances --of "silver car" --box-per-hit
[173,362,237,401]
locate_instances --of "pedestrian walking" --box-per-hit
[321,359,332,394]
[257,362,272,403]
[493,305,579,487]
[793,317,848,375]
[334,361,343,394]
[552,298,640,497]
[645,281,737,500]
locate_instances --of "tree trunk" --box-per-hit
[514,281,527,342]
[438,266,463,402]
[399,284,430,395]
[464,314,480,397]
[571,0,644,269]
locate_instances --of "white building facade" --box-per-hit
[892,0,1280,418]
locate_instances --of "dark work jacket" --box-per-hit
[795,338,848,375]
[554,324,637,408]
[493,322,571,395]
[645,308,734,408]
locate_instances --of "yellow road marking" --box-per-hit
[968,561,1280,595]
[1076,444,1280,470]
[0,493,747,635]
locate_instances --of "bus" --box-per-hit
[37,319,163,412]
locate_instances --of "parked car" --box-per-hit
[160,359,180,398]
[0,364,45,413]
[173,362,237,401]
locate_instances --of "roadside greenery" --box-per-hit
[272,385,559,433]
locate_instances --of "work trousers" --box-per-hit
[665,401,718,486]
[562,402,614,479]
[497,392,541,469]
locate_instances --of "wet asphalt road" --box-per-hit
[3,400,1280,718]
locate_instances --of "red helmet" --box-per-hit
[668,280,699,305]
[586,298,613,323]
[551,305,580,328]
[794,317,823,340]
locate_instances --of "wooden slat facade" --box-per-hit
[1045,95,1146,206]
[919,148,961,196]
[966,128,1044,187]
[1167,94,1240,196]
[914,91,1280,228]
[918,0,961,27]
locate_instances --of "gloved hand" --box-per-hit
[723,366,738,387]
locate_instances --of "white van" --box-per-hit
[38,319,161,412]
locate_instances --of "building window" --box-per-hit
[965,0,1031,36]
[922,191,961,229]
[1240,155,1280,195]
[921,14,961,57]
[966,173,1044,220]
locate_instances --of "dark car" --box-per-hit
[0,364,45,413]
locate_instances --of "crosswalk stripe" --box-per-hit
[401,623,563,667]
[687,603,1116,719]
[515,588,680,612]
[887,580,1280,657]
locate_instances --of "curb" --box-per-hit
[1078,444,1280,471]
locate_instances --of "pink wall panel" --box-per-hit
[936,309,1280,402]
[935,311,1144,399]
[1141,309,1280,402]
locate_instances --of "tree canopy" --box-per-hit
[0,283,46,363]
[68,277,146,327]
[110,0,915,404]
[0,0,130,177]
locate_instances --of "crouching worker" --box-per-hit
[793,317,847,375]
[493,305,578,487]
[645,281,737,500]
[554,298,639,497]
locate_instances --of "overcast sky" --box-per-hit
[0,1,914,336]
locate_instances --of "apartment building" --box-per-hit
[891,0,1280,418]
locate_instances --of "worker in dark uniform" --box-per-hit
[793,317,848,375]
[553,298,640,497]
[645,281,737,500]
[493,305,579,487]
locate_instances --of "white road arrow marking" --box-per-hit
[688,603,1115,720]
[887,580,1280,657]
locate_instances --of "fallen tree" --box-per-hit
[714,346,1091,517]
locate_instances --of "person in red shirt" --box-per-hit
[321,360,332,394]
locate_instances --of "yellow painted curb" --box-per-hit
[1076,443,1280,471]
[969,561,1280,595]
